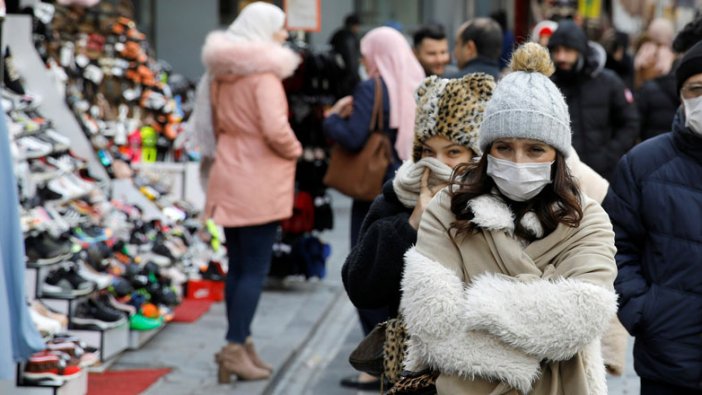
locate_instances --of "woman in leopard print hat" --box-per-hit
[341,73,495,390]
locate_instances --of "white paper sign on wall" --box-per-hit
[285,0,321,32]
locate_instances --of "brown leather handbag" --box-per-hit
[323,78,391,201]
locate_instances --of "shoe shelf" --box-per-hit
[127,323,166,350]
[38,296,131,368]
[68,321,130,363]
[13,363,88,395]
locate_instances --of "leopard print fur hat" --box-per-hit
[412,73,495,162]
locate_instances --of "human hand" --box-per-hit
[408,169,443,229]
[325,96,353,118]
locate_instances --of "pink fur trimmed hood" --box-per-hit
[202,31,300,79]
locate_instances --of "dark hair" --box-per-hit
[344,13,361,29]
[673,15,702,54]
[489,10,507,32]
[458,17,503,61]
[449,149,583,241]
[413,23,447,48]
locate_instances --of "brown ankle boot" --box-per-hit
[216,343,270,383]
[244,337,273,373]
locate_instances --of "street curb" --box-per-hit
[261,286,347,394]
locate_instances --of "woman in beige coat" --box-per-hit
[200,2,302,384]
[400,43,618,394]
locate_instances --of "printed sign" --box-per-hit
[285,0,321,32]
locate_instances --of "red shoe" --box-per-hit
[23,350,81,382]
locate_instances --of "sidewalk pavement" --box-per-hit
[109,191,641,395]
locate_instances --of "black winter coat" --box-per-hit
[341,180,415,317]
[603,110,702,389]
[552,43,640,180]
[635,73,680,142]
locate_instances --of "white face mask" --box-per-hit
[683,96,702,135]
[486,155,554,202]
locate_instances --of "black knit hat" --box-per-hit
[676,40,702,94]
[547,20,588,55]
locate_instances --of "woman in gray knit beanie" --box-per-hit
[399,42,618,395]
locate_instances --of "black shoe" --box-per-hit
[71,298,125,330]
[43,266,95,298]
[339,374,383,391]
[25,233,73,265]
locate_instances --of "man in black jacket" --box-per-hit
[548,20,639,180]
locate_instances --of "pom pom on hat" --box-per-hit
[478,42,572,157]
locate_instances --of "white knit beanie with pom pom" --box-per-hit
[478,42,572,157]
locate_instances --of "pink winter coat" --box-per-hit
[202,31,302,227]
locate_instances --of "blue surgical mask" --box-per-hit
[486,155,554,202]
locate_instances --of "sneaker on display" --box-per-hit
[4,47,26,95]
[42,266,95,298]
[28,306,64,337]
[76,261,113,290]
[25,233,73,265]
[15,136,53,159]
[36,129,71,153]
[23,350,82,383]
[129,312,163,331]
[71,298,127,330]
[30,300,69,330]
[99,293,136,317]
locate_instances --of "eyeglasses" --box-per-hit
[681,83,702,99]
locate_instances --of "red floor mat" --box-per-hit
[88,368,170,395]
[171,299,215,323]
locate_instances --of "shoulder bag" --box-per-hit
[323,78,391,201]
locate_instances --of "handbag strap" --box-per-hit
[369,77,384,133]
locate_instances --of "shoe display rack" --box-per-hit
[13,363,89,395]
[3,4,219,394]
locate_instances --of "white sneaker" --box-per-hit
[29,306,63,337]
[76,261,113,290]
[15,136,52,159]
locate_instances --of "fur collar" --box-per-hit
[201,31,300,78]
[466,193,545,238]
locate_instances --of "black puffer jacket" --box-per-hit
[603,110,702,389]
[341,180,415,317]
[550,23,640,180]
[636,72,680,141]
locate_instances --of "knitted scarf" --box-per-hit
[392,158,453,208]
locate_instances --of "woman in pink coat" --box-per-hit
[200,2,302,384]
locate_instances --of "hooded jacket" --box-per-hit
[202,31,302,227]
[549,21,640,180]
[400,188,617,395]
[603,109,702,389]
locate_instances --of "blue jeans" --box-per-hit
[224,222,278,343]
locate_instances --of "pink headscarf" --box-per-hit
[361,27,425,160]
